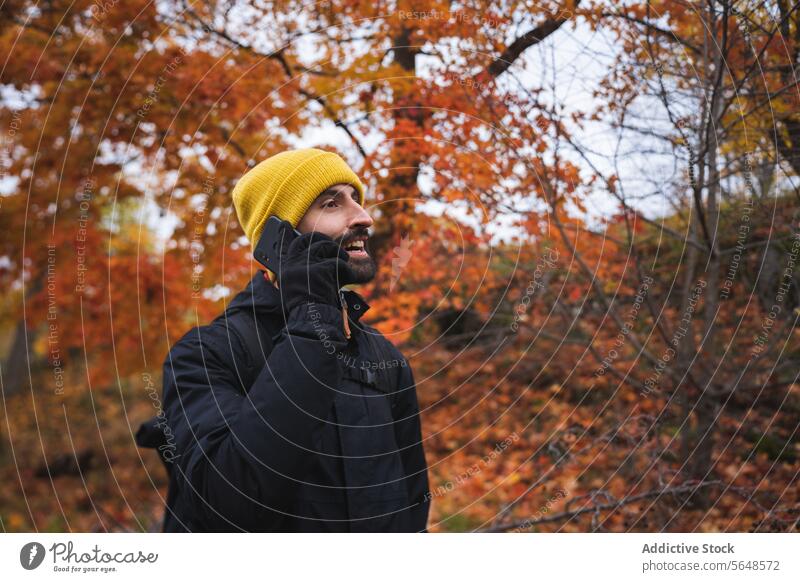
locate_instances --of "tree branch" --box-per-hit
[487,2,581,79]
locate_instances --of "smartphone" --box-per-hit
[254,216,301,274]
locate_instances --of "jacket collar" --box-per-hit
[225,270,371,324]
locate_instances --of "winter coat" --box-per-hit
[138,270,430,532]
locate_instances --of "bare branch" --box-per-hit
[487,2,581,79]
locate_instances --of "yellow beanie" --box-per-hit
[232,148,366,253]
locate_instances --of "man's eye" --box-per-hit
[323,200,337,208]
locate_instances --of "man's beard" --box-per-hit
[345,252,377,284]
[335,229,377,284]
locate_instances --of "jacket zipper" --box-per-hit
[339,289,351,339]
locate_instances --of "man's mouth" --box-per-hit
[343,236,369,259]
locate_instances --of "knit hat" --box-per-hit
[232,148,366,254]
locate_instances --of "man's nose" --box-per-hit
[349,203,374,229]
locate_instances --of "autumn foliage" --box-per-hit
[0,1,798,532]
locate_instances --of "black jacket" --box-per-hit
[151,270,430,532]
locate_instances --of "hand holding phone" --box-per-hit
[255,216,357,311]
[254,216,302,274]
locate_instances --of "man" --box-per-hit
[142,148,430,532]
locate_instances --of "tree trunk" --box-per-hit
[1,271,44,397]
